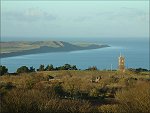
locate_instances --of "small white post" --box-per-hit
[111,64,112,71]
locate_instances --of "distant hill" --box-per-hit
[0,41,110,58]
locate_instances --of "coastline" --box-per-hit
[0,45,110,58]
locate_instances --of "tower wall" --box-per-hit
[118,56,125,72]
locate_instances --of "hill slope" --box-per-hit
[0,41,109,58]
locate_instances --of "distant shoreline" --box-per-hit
[0,46,110,58]
[0,41,110,58]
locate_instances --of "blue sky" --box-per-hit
[1,1,149,39]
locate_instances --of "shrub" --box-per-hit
[1,89,45,113]
[46,75,54,81]
[62,77,82,98]
[29,66,35,72]
[25,74,46,89]
[86,66,98,71]
[56,64,78,70]
[0,82,15,97]
[43,99,93,113]
[0,65,8,76]
[98,104,118,113]
[89,88,99,97]
[0,82,15,90]
[1,89,94,113]
[53,83,65,97]
[45,64,54,71]
[16,66,30,73]
[115,81,150,113]
[37,64,45,71]
[25,79,37,89]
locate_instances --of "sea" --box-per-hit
[1,37,149,72]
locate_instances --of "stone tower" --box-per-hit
[118,53,125,72]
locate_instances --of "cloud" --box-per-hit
[120,7,148,16]
[75,16,92,22]
[2,7,56,22]
[93,7,149,23]
[119,7,149,21]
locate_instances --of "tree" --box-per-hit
[60,64,78,70]
[71,65,78,70]
[0,65,8,76]
[17,66,30,73]
[128,68,148,73]
[29,66,35,72]
[135,68,148,72]
[45,64,54,71]
[37,64,45,71]
[63,64,72,70]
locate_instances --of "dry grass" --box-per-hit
[0,70,149,113]
[1,89,94,113]
[115,81,150,113]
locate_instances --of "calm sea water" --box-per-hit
[1,37,149,72]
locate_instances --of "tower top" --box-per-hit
[119,52,124,58]
[120,52,121,57]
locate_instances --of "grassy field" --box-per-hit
[0,70,150,113]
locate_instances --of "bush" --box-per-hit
[98,104,118,113]
[1,89,94,113]
[43,99,93,113]
[1,89,45,113]
[25,74,46,89]
[0,65,8,76]
[0,82,15,90]
[29,66,35,72]
[16,66,30,73]
[46,75,54,80]
[0,82,15,97]
[25,79,37,89]
[62,77,82,98]
[53,83,65,97]
[37,64,45,71]
[86,66,98,71]
[115,81,150,113]
[89,88,99,97]
[45,64,54,71]
[56,64,78,70]
[98,82,150,113]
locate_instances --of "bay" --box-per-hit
[1,37,149,72]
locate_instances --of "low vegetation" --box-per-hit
[0,65,8,76]
[0,65,150,113]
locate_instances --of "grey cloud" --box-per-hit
[95,7,149,22]
[119,7,148,17]
[2,8,56,22]
[75,16,92,22]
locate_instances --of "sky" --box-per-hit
[1,1,149,40]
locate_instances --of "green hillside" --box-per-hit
[0,41,106,53]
